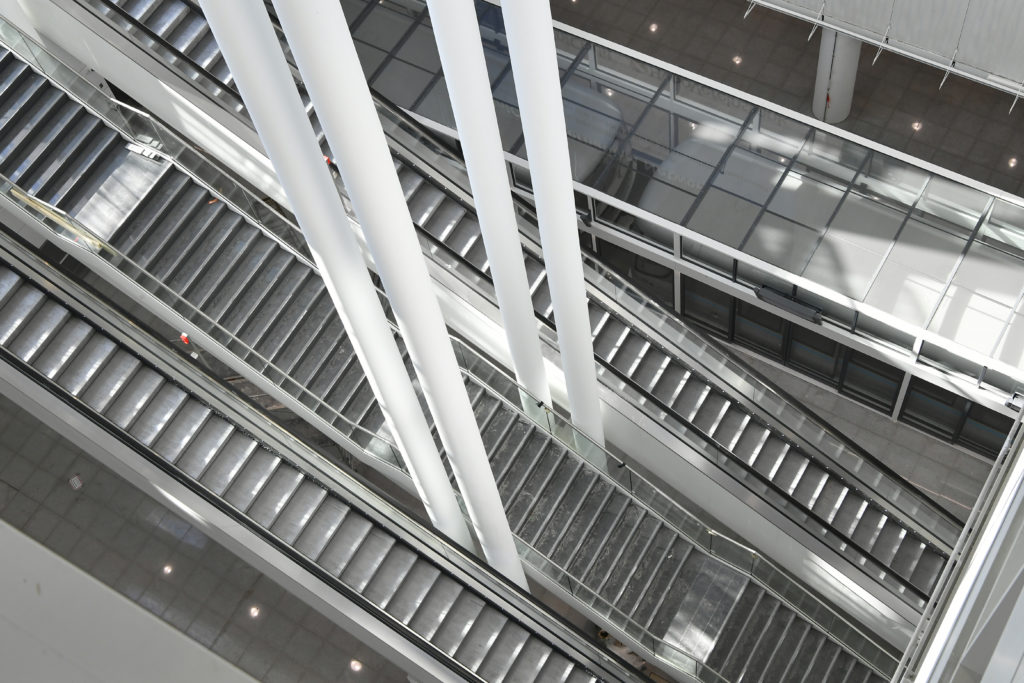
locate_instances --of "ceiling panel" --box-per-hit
[958,0,1024,84]
[889,0,969,58]
[825,0,891,38]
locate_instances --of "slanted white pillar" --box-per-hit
[813,29,862,124]
[424,0,551,410]
[197,0,472,549]
[500,1,606,447]
[271,0,527,589]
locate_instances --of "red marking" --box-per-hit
[179,333,190,345]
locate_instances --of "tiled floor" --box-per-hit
[731,346,990,521]
[551,0,1024,197]
[0,393,408,683]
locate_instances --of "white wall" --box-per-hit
[0,519,256,683]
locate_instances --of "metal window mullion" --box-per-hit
[673,107,759,233]
[734,126,815,252]
[860,175,933,298]
[366,7,430,87]
[922,198,996,331]
[791,149,875,276]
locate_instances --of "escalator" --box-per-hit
[0,37,898,681]
[81,0,961,608]
[0,246,635,683]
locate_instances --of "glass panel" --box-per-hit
[734,300,786,358]
[682,276,732,336]
[958,404,1014,457]
[841,351,903,412]
[900,377,966,441]
[788,326,843,384]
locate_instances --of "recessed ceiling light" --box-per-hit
[605,88,614,97]
[690,122,697,130]
[162,565,173,576]
[249,605,260,618]
[350,660,363,672]
[1010,157,1018,168]
[732,55,743,65]
[649,23,658,32]
[911,121,922,131]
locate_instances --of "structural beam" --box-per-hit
[271,0,527,588]
[424,0,551,410]
[500,0,606,447]
[813,28,862,124]
[196,0,473,550]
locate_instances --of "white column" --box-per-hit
[271,0,528,589]
[424,0,551,410]
[196,0,472,549]
[500,1,606,446]
[812,29,861,124]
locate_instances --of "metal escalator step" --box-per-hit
[32,317,92,379]
[537,651,577,683]
[475,620,531,682]
[850,507,886,551]
[202,238,277,319]
[407,184,446,226]
[0,268,21,307]
[453,606,509,671]
[102,366,167,428]
[711,407,749,450]
[179,223,260,301]
[249,271,321,352]
[831,494,868,537]
[890,537,926,580]
[235,262,310,343]
[631,350,670,390]
[493,424,544,493]
[317,511,374,576]
[159,208,234,288]
[221,447,281,512]
[174,417,237,476]
[732,423,770,465]
[673,380,710,422]
[504,438,561,529]
[111,173,191,255]
[791,464,829,508]
[127,383,189,445]
[261,286,334,365]
[291,495,350,562]
[771,451,810,495]
[340,527,396,592]
[150,399,211,462]
[592,317,628,359]
[54,334,118,396]
[196,433,259,495]
[811,479,848,522]
[7,299,69,362]
[269,480,328,545]
[407,573,466,640]
[548,481,617,567]
[362,544,419,608]
[432,590,487,655]
[0,283,44,343]
[751,437,790,478]
[909,549,945,594]
[386,560,443,624]
[246,464,305,528]
[691,392,731,434]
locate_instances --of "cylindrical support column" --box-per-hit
[272,0,527,588]
[197,0,472,549]
[500,1,606,447]
[813,29,862,124]
[424,0,551,410]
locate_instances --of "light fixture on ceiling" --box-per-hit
[732,55,743,65]
[605,88,614,97]
[249,605,261,618]
[649,23,658,32]
[1010,157,1018,168]
[162,565,173,576]
[350,660,364,672]
[911,121,922,131]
